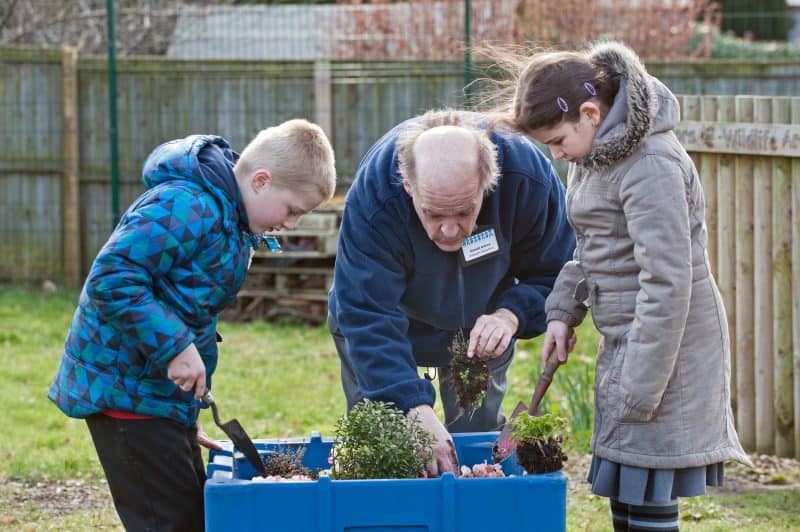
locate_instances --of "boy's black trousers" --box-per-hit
[86,414,206,532]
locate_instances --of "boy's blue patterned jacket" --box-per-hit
[48,135,252,426]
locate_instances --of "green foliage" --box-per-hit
[688,32,800,59]
[567,485,800,531]
[0,284,345,481]
[3,286,800,531]
[538,353,595,452]
[718,0,794,41]
[329,400,433,480]
[511,411,568,444]
[681,497,723,522]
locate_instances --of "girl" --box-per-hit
[501,41,751,531]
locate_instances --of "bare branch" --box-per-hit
[0,0,20,31]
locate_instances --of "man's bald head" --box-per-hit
[397,110,500,252]
[397,110,499,195]
[413,126,481,193]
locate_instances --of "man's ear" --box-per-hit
[579,101,602,128]
[402,178,412,195]
[251,170,272,193]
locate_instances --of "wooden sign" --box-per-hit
[675,120,800,157]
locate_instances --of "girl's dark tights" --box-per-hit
[610,497,679,532]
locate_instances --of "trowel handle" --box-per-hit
[202,390,223,427]
[527,355,561,416]
[202,390,216,405]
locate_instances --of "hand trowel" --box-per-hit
[202,390,269,478]
[492,355,561,463]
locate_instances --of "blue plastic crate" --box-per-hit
[205,431,566,532]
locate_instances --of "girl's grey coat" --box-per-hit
[545,42,751,469]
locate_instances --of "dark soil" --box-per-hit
[448,330,490,411]
[516,437,568,474]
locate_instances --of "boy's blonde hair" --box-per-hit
[237,119,336,200]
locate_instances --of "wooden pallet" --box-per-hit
[257,207,342,259]
[226,202,343,323]
[241,265,333,295]
[221,294,329,324]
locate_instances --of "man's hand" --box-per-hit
[167,344,207,400]
[540,320,577,364]
[467,308,519,359]
[407,405,459,477]
[196,421,223,451]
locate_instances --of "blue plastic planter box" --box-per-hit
[205,431,566,532]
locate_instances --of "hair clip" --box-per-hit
[583,82,597,96]
[556,97,569,112]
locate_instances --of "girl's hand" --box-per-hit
[541,320,576,364]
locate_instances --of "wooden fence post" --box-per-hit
[753,96,775,454]
[716,95,737,419]
[682,95,702,169]
[772,97,795,457]
[701,96,718,276]
[735,95,755,450]
[314,61,333,143]
[61,47,81,287]
[793,99,800,459]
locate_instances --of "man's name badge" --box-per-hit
[459,226,501,267]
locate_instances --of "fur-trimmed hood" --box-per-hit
[580,41,679,169]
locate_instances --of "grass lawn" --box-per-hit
[1,284,798,530]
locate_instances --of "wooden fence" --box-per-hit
[3,46,800,284]
[0,47,467,283]
[677,95,800,459]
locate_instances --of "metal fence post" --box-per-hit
[464,0,471,108]
[106,0,120,228]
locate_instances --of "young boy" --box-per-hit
[48,119,336,531]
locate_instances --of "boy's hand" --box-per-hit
[196,421,223,451]
[167,344,207,399]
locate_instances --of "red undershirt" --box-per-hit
[103,409,155,420]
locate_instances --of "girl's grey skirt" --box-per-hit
[587,456,724,505]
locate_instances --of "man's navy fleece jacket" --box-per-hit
[328,115,576,413]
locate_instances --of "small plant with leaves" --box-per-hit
[511,412,568,474]
[329,400,434,480]
[448,329,489,411]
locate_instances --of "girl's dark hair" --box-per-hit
[512,51,618,132]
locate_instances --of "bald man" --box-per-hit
[328,109,575,475]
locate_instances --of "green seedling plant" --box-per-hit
[329,400,434,480]
[511,411,568,474]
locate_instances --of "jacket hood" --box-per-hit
[581,42,678,169]
[141,135,246,235]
